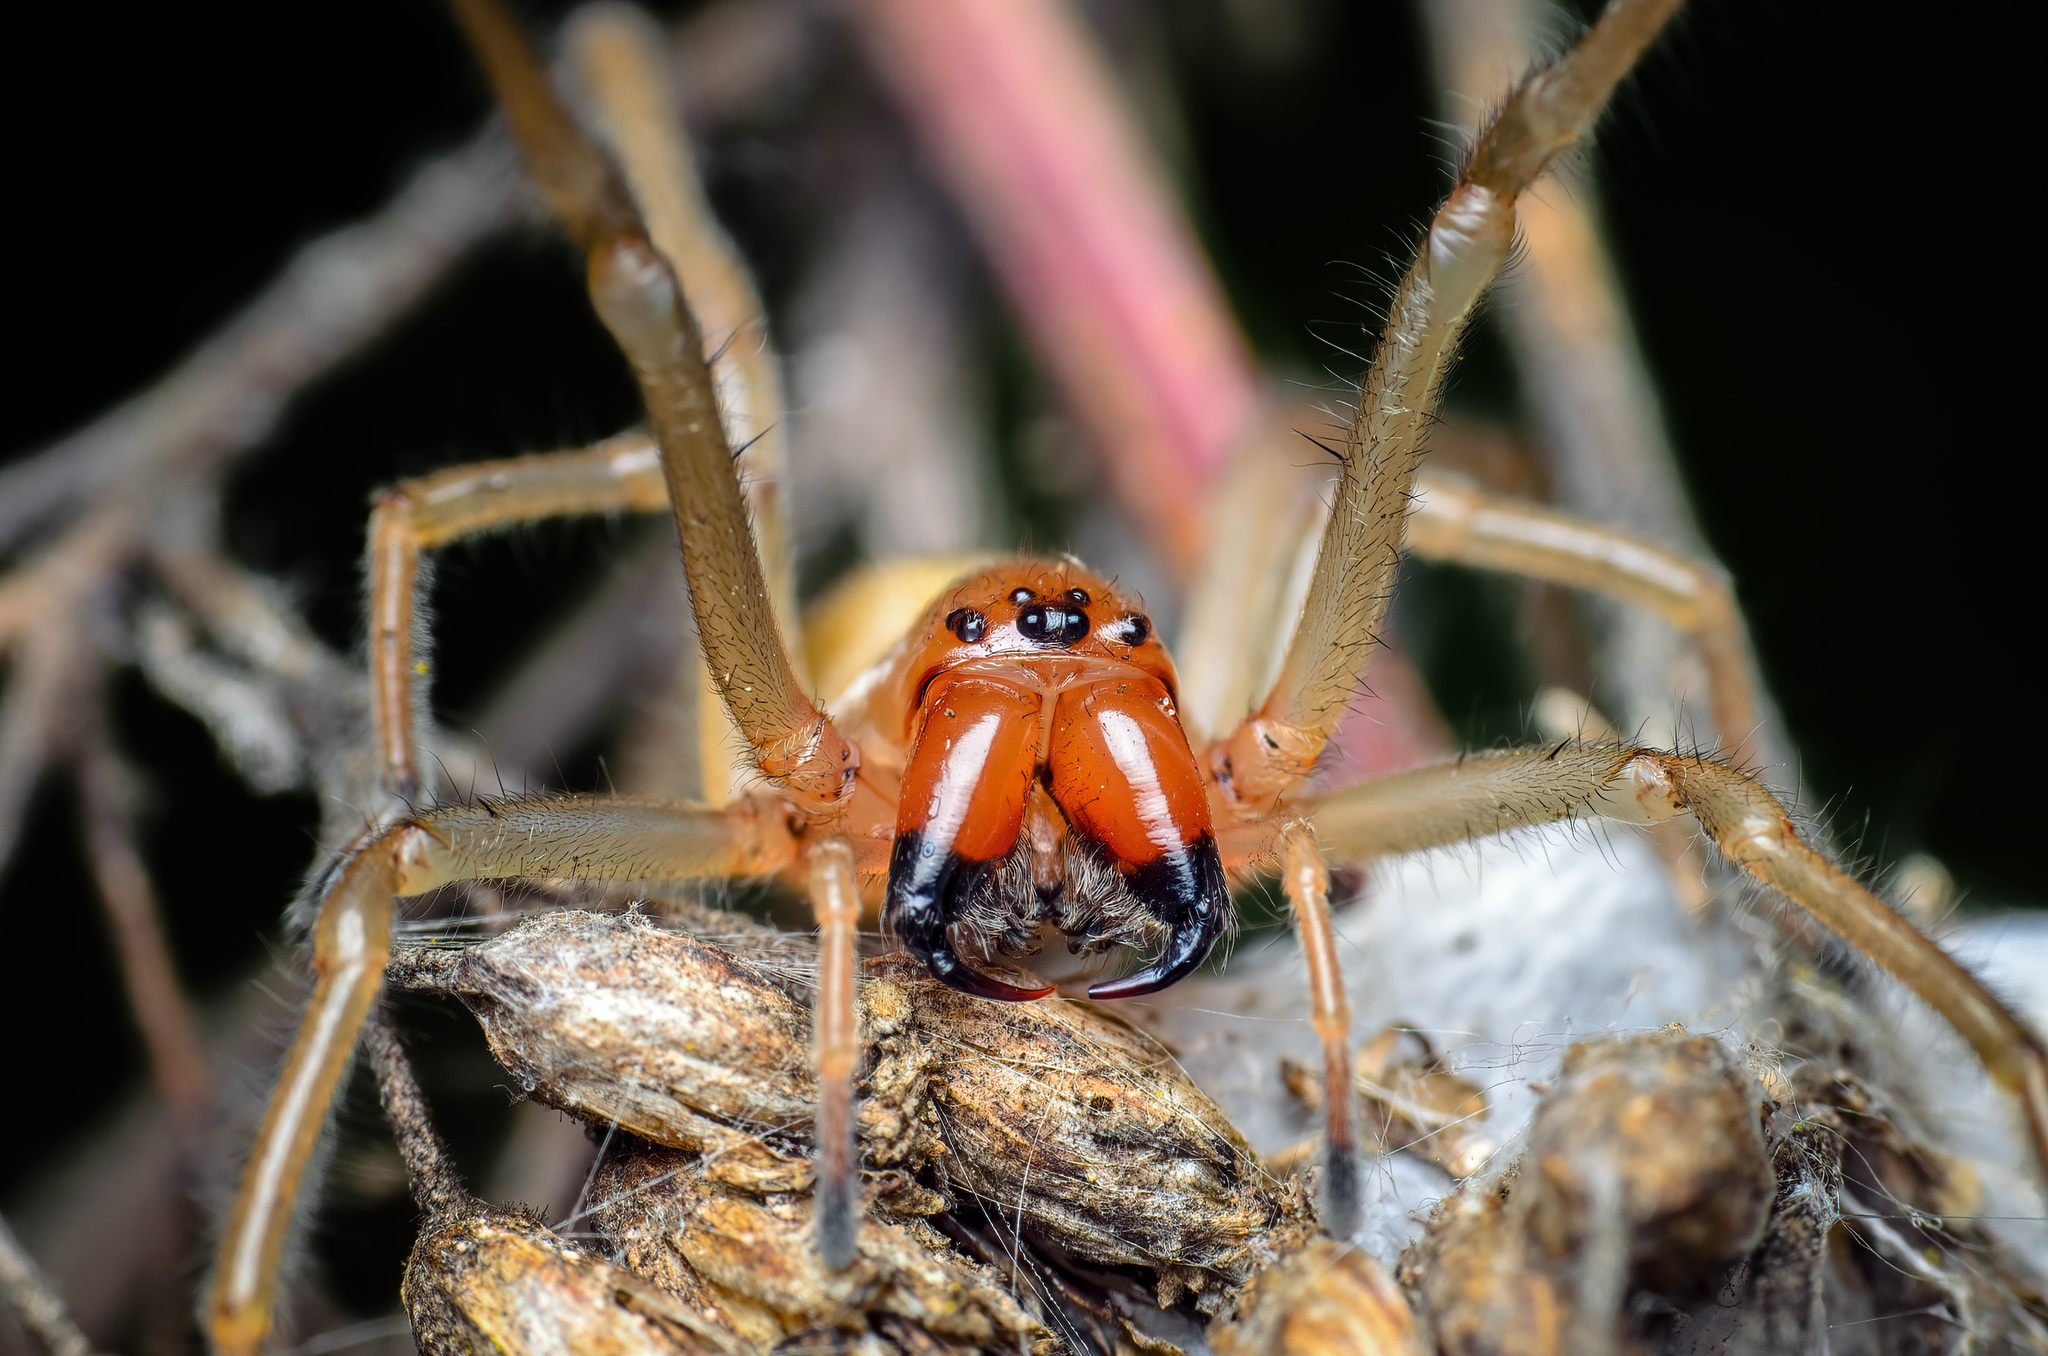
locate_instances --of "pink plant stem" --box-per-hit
[847,0,1259,577]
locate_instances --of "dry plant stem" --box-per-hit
[1408,469,1762,765]
[0,140,518,558]
[363,1007,468,1216]
[1280,818,1361,1240]
[807,839,862,1271]
[846,0,1261,577]
[207,792,790,1354]
[1302,741,2048,1178]
[447,0,853,813]
[0,1213,100,1356]
[0,517,121,876]
[367,432,666,798]
[1221,0,1686,808]
[75,720,212,1131]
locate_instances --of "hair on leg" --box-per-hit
[1408,469,1763,766]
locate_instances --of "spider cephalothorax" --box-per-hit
[851,561,1228,1002]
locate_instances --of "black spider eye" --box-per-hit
[946,608,987,643]
[1008,587,1035,605]
[1019,604,1089,645]
[1117,614,1151,646]
[1065,587,1091,606]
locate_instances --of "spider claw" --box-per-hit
[886,833,1055,1002]
[1087,835,1228,1000]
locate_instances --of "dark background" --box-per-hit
[0,0,2037,1338]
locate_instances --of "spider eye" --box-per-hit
[1065,587,1091,606]
[1018,604,1089,645]
[946,608,988,643]
[1115,614,1151,646]
[1008,587,1035,605]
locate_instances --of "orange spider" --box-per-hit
[204,0,2048,1350]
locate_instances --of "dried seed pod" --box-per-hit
[588,1141,1046,1350]
[1520,1029,1772,1295]
[1403,1183,1570,1356]
[1781,1068,2048,1354]
[393,912,827,1190]
[1665,1115,1842,1354]
[1212,1239,1428,1356]
[872,955,1313,1307]
[1404,1028,1777,1355]
[396,912,1310,1302]
[402,1202,730,1356]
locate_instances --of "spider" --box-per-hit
[201,0,2048,1350]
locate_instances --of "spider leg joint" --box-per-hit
[1590,753,1684,826]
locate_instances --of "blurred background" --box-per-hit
[1,0,2035,1349]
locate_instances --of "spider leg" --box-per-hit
[205,793,794,1355]
[1300,745,2048,1182]
[571,6,807,808]
[1407,469,1762,766]
[371,11,799,808]
[448,0,854,814]
[807,838,862,1270]
[1279,817,1363,1239]
[1213,0,1685,810]
[368,433,667,799]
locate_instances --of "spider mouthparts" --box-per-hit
[927,950,1058,1003]
[885,833,1055,1002]
[1087,837,1228,1000]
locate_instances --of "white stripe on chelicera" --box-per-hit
[923,714,1003,855]
[1095,708,1181,857]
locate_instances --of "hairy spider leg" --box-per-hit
[1214,0,1687,812]
[571,6,806,806]
[1192,0,1689,1240]
[449,0,853,813]
[367,434,668,800]
[807,839,863,1269]
[1406,469,1761,766]
[456,0,883,1282]
[1278,818,1361,1238]
[205,794,795,1354]
[216,2,860,1338]
[1302,745,2048,1181]
[367,9,799,809]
